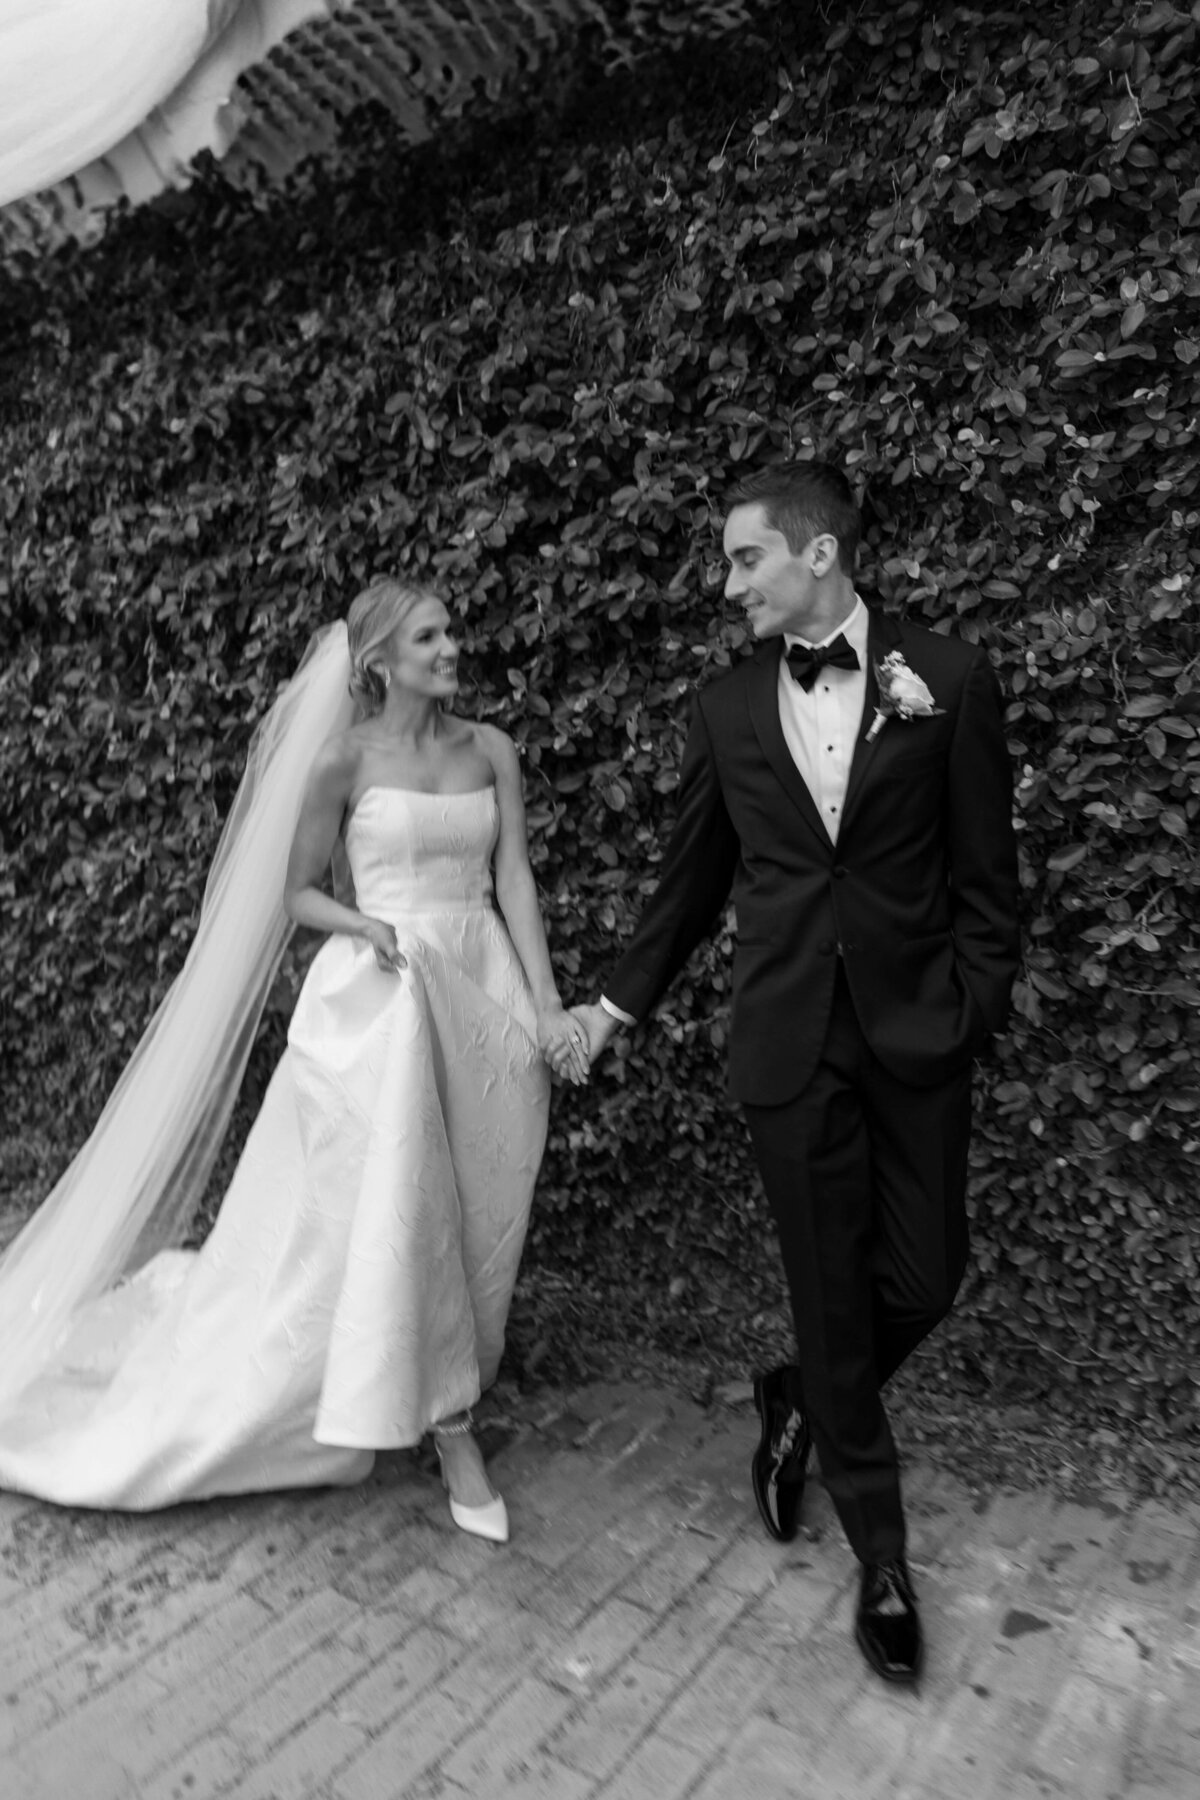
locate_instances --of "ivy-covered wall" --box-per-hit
[2,2,1197,1424]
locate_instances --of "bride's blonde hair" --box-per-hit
[346,576,441,713]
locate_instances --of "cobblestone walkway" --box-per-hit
[2,1381,1197,1799]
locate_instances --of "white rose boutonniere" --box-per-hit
[866,651,944,742]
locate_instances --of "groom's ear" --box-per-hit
[808,532,839,575]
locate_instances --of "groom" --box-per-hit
[575,461,1019,1683]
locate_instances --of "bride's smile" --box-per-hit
[379,597,462,700]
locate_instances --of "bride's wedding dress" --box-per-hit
[0,784,549,1509]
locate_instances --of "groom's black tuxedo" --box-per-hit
[604,602,1019,1567]
[606,606,1018,1099]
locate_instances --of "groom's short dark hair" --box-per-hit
[727,462,860,573]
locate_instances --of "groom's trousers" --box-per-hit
[742,961,973,1566]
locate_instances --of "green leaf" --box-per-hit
[1121,301,1147,339]
[1055,349,1100,371]
[1047,844,1089,873]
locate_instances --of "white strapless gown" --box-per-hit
[0,787,550,1509]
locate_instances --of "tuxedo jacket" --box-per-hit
[605,606,1020,1105]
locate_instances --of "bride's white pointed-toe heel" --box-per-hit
[432,1414,509,1544]
[445,1481,510,1543]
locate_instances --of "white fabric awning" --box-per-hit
[0,0,595,249]
[0,1,333,209]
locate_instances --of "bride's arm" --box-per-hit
[283,738,405,972]
[483,726,588,1084]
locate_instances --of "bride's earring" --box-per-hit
[381,667,391,690]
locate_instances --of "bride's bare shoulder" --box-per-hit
[445,719,514,785]
[468,720,517,766]
[308,728,365,794]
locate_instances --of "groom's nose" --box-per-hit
[724,565,744,599]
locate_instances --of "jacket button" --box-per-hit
[834,866,848,879]
[819,939,835,957]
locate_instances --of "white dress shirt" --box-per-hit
[600,596,869,1024]
[779,595,869,846]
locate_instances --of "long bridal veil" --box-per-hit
[0,623,355,1416]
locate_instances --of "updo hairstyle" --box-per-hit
[346,577,440,714]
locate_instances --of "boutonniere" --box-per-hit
[866,651,944,742]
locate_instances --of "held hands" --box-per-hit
[566,1001,620,1067]
[362,918,408,975]
[539,999,620,1084]
[538,1005,591,1086]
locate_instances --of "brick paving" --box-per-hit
[2,1380,1198,1800]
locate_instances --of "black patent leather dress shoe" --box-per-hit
[751,1365,812,1543]
[855,1556,924,1684]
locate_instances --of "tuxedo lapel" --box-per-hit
[839,607,903,834]
[744,642,831,846]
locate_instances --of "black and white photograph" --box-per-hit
[1,2,1197,1796]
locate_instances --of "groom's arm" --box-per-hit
[601,696,740,1024]
[945,651,1020,1032]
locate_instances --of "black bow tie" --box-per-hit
[785,633,860,690]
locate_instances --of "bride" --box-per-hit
[0,577,589,1541]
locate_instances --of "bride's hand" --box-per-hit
[362,918,407,974]
[538,1005,590,1086]
[569,1002,619,1065]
